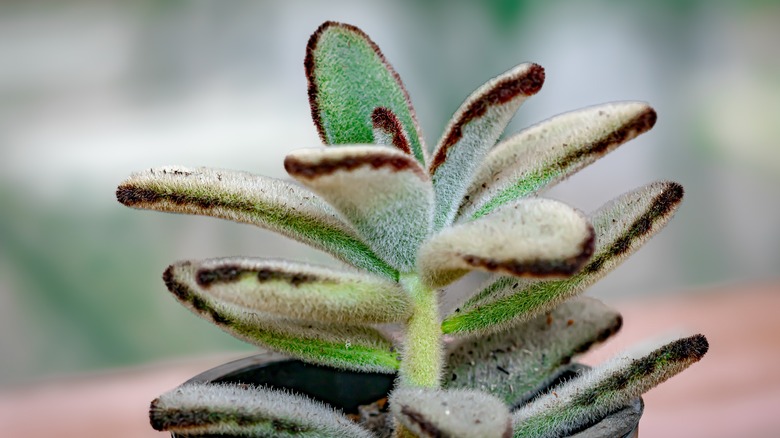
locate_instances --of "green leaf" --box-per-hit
[285,146,434,273]
[418,198,594,289]
[116,166,397,279]
[372,106,414,155]
[166,257,411,324]
[512,335,709,438]
[390,387,511,438]
[163,266,400,373]
[460,102,657,220]
[150,383,375,437]
[444,297,622,406]
[442,181,684,335]
[429,63,545,231]
[306,21,427,164]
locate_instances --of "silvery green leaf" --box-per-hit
[163,265,400,373]
[150,382,374,437]
[285,146,433,273]
[116,166,396,279]
[418,198,594,289]
[429,62,545,230]
[512,335,709,438]
[306,21,427,164]
[460,102,657,220]
[444,297,622,407]
[166,257,411,324]
[391,387,511,438]
[442,181,683,335]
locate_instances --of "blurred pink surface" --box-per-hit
[1,282,778,438]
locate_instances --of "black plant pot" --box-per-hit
[168,353,642,438]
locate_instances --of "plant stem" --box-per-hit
[398,273,442,388]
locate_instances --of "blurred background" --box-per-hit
[0,0,778,434]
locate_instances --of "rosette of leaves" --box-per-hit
[118,21,708,438]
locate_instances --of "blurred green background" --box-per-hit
[1,0,778,387]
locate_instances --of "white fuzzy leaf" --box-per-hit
[442,181,683,335]
[285,146,434,272]
[444,297,622,406]
[163,265,400,373]
[460,102,657,220]
[429,63,545,231]
[166,257,411,324]
[150,382,374,437]
[391,387,511,438]
[116,166,396,279]
[418,198,594,289]
[512,335,708,438]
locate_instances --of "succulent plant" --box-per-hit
[117,21,708,438]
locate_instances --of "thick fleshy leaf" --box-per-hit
[163,266,400,373]
[116,166,396,279]
[372,106,413,154]
[460,102,657,220]
[150,383,374,437]
[418,198,594,289]
[166,257,411,324]
[429,63,545,231]
[305,21,427,164]
[512,335,709,438]
[442,181,684,335]
[444,297,622,406]
[285,146,434,272]
[390,387,511,438]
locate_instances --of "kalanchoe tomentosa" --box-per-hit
[117,21,708,438]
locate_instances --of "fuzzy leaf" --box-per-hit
[285,146,434,272]
[116,166,397,279]
[512,334,709,438]
[372,106,413,155]
[442,181,683,335]
[163,266,400,373]
[166,257,411,324]
[418,198,594,289]
[150,382,374,437]
[390,387,511,438]
[460,102,657,220]
[444,297,622,407]
[306,21,427,164]
[429,63,545,231]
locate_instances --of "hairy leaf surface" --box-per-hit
[429,63,545,230]
[442,182,683,335]
[150,383,374,437]
[306,21,427,164]
[116,166,396,279]
[512,335,708,438]
[163,265,400,373]
[167,257,411,324]
[418,198,594,289]
[286,146,433,272]
[460,102,657,220]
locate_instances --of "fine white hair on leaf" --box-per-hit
[115,165,396,279]
[417,198,594,289]
[444,297,622,407]
[285,145,434,273]
[459,102,657,220]
[163,265,400,373]
[512,334,709,438]
[429,62,545,231]
[306,21,428,164]
[150,382,374,437]
[166,257,411,324]
[390,387,512,438]
[442,181,683,335]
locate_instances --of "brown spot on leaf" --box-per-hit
[430,63,545,174]
[400,405,443,437]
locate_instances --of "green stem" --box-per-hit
[398,273,442,388]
